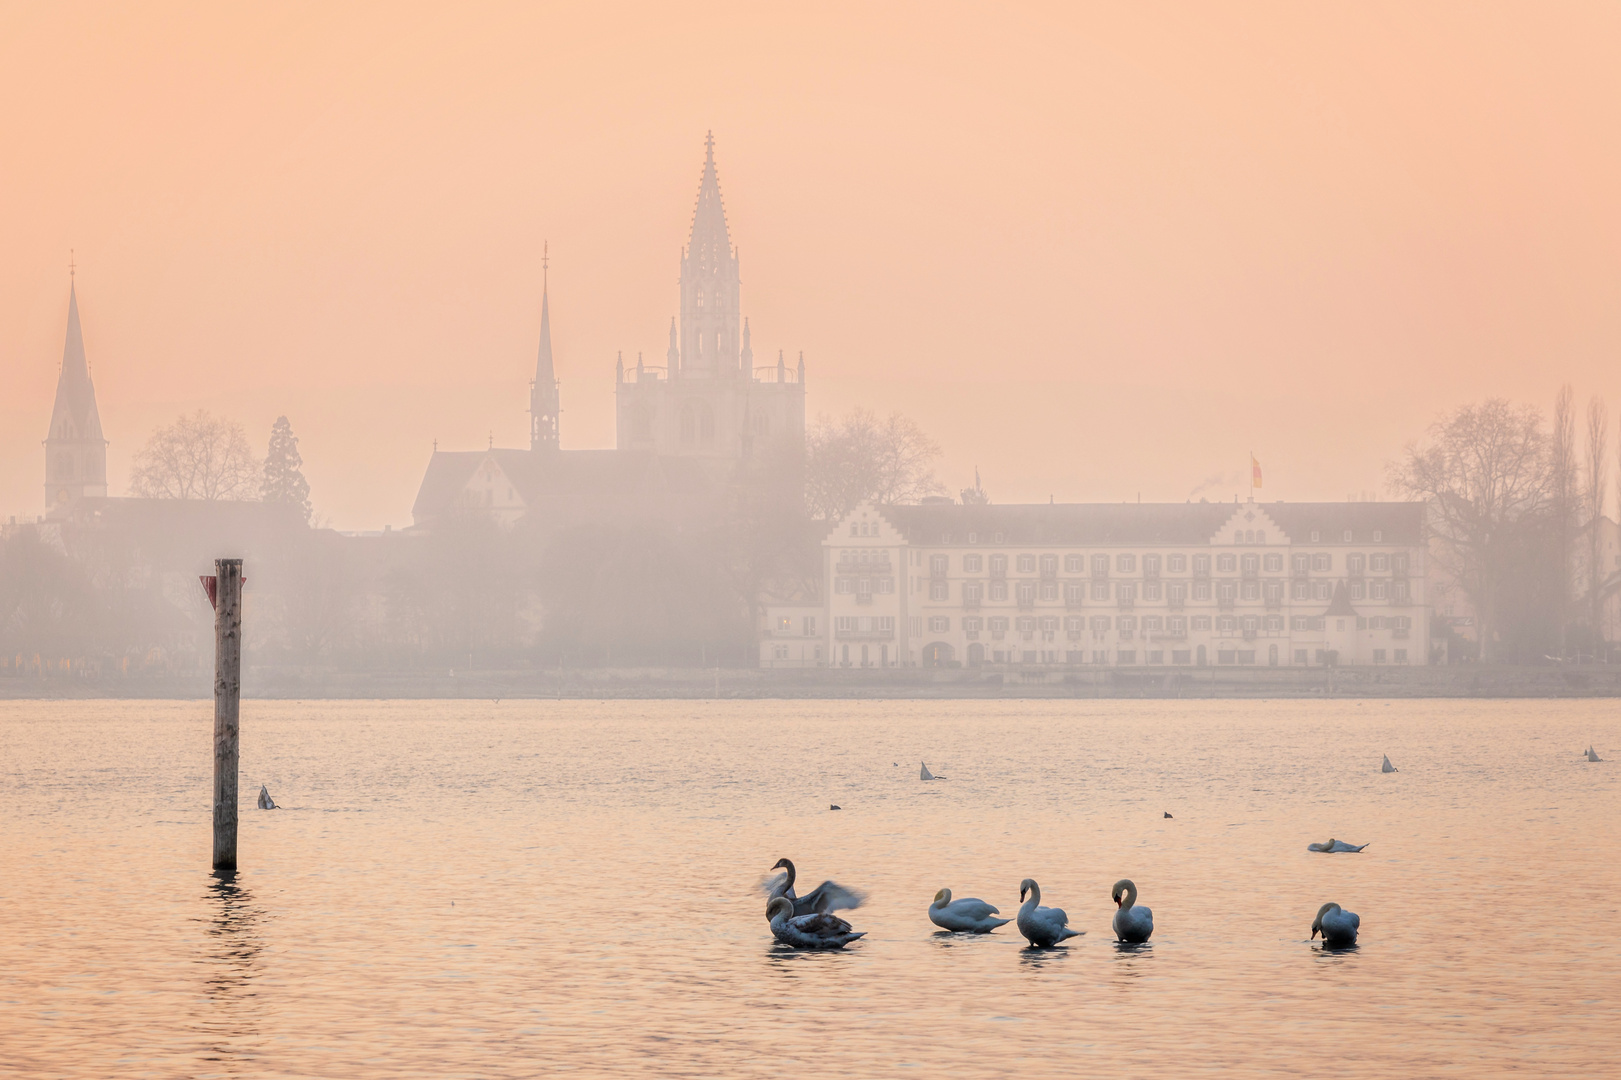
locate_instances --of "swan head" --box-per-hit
[1311,902,1341,939]
[767,897,795,924]
[1019,878,1037,902]
[933,888,952,906]
[1111,879,1136,908]
[771,858,794,872]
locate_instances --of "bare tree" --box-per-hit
[129,410,260,500]
[1389,398,1551,664]
[1584,397,1610,636]
[804,408,945,521]
[1549,385,1577,654]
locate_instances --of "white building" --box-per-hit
[760,498,1430,670]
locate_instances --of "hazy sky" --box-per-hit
[3,3,1619,529]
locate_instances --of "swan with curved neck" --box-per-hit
[767,896,865,949]
[1308,838,1369,853]
[928,888,1010,933]
[1311,902,1360,948]
[1016,878,1082,947]
[765,858,866,921]
[1111,879,1153,943]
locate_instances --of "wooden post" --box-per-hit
[212,558,243,870]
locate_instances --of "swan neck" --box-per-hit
[1122,882,1137,910]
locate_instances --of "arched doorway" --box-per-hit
[967,642,985,666]
[923,642,955,668]
[1268,644,1279,666]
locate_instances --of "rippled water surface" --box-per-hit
[2,698,1617,1077]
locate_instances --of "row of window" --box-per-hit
[970,645,1409,665]
[774,616,818,636]
[917,527,1392,546]
[917,578,1412,603]
[834,615,896,633]
[834,576,896,595]
[922,551,1409,576]
[920,613,1414,635]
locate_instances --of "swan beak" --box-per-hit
[1114,896,1122,908]
[1019,886,1028,901]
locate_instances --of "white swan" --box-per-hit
[1587,746,1603,762]
[1311,902,1360,948]
[920,761,944,780]
[1307,838,1369,853]
[928,888,1010,933]
[1381,755,1397,773]
[763,858,867,920]
[767,896,865,949]
[1111,879,1153,943]
[256,784,278,810]
[1016,878,1082,946]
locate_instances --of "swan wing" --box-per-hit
[759,871,794,901]
[949,898,1000,920]
[798,880,867,915]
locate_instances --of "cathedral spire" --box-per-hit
[45,277,108,507]
[678,132,741,379]
[530,242,560,451]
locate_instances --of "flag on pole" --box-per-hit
[1251,453,1263,490]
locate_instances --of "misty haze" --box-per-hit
[2,5,1617,1078]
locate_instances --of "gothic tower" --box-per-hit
[677,132,742,380]
[530,247,560,451]
[44,279,108,507]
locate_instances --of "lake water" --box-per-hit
[1,698,1617,1078]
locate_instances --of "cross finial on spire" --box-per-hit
[69,249,75,281]
[705,130,714,159]
[542,240,548,292]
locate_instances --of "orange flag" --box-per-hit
[1251,454,1263,489]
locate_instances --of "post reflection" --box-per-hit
[197,869,268,1066]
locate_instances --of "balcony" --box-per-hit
[962,597,982,611]
[1392,628,1410,639]
[1016,598,1036,612]
[835,561,891,577]
[855,594,873,605]
[1242,629,1258,641]
[834,626,894,641]
[1217,598,1235,611]
[1065,597,1085,611]
[1117,598,1135,611]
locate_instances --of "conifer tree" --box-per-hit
[262,416,312,523]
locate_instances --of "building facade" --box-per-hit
[761,498,1431,669]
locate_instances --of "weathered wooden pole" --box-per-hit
[211,558,243,870]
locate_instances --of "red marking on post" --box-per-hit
[201,575,217,609]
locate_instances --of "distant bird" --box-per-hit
[256,784,278,810]
[829,804,842,811]
[1111,879,1154,943]
[1308,839,1369,853]
[767,896,865,949]
[1311,902,1360,948]
[928,888,1010,933]
[1587,746,1604,763]
[894,762,900,767]
[920,762,944,781]
[1164,812,1173,819]
[1382,755,1398,773]
[1016,879,1083,947]
[763,858,866,920]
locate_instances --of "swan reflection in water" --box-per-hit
[198,869,269,1056]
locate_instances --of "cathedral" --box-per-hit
[412,134,806,528]
[43,279,109,508]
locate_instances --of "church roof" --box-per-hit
[1324,580,1359,617]
[685,131,734,276]
[46,283,105,444]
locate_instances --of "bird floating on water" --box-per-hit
[256,785,278,810]
[1381,755,1397,773]
[767,896,865,949]
[1308,839,1369,853]
[1016,879,1083,947]
[1587,746,1603,762]
[1311,902,1360,948]
[928,888,1010,933]
[1111,879,1154,943]
[829,804,841,811]
[920,762,944,781]
[763,858,867,920]
[1164,811,1173,819]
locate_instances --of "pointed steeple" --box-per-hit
[741,317,753,376]
[530,243,560,451]
[678,132,742,379]
[776,348,786,384]
[667,316,680,377]
[44,278,109,507]
[797,351,805,386]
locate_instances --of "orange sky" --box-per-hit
[3,2,1619,529]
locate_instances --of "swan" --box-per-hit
[1381,755,1397,773]
[920,762,944,780]
[1307,839,1369,853]
[256,784,278,810]
[1016,878,1082,946]
[767,896,865,949]
[1587,746,1603,762]
[928,888,1011,933]
[1311,902,1360,948]
[1110,879,1153,943]
[764,858,866,920]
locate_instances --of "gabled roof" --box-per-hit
[1265,502,1425,545]
[1324,580,1359,617]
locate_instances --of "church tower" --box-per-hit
[44,278,108,508]
[530,246,560,451]
[677,132,742,380]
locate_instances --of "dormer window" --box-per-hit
[1343,530,1353,542]
[1373,530,1383,543]
[1311,530,1320,542]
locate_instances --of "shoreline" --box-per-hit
[4,663,1620,700]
